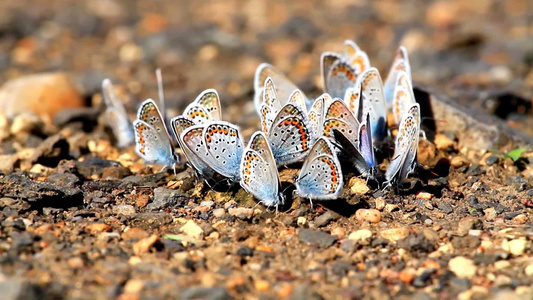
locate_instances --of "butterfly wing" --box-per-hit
[392,70,416,125]
[183,104,212,124]
[321,52,358,99]
[308,93,332,140]
[263,77,282,113]
[287,89,308,114]
[137,98,173,144]
[384,46,411,108]
[385,113,418,185]
[343,86,361,117]
[194,89,222,121]
[358,113,376,169]
[240,131,281,207]
[296,138,343,200]
[343,40,371,75]
[133,119,175,166]
[357,68,388,142]
[323,99,360,141]
[332,128,371,177]
[268,104,311,166]
[254,63,310,113]
[202,121,244,181]
[171,116,215,180]
[102,79,134,148]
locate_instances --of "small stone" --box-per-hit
[524,264,533,276]
[67,256,84,269]
[451,156,469,168]
[484,154,499,166]
[254,280,270,292]
[348,229,372,243]
[457,217,483,236]
[416,191,434,200]
[228,207,254,220]
[484,207,497,220]
[112,204,136,216]
[349,177,370,195]
[330,227,345,239]
[399,268,416,284]
[375,197,386,210]
[434,134,455,150]
[494,274,512,287]
[511,214,526,224]
[449,256,477,278]
[212,208,225,218]
[147,187,188,210]
[385,204,399,213]
[123,279,144,294]
[297,216,307,226]
[180,220,204,240]
[10,112,43,135]
[314,211,339,227]
[355,209,381,223]
[86,223,111,233]
[449,277,471,292]
[380,227,410,242]
[0,154,19,173]
[132,234,158,256]
[297,228,338,248]
[122,228,149,241]
[0,72,84,119]
[502,239,527,256]
[236,246,253,257]
[494,260,510,270]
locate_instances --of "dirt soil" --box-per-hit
[0,1,532,299]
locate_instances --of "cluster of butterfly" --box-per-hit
[102,41,421,209]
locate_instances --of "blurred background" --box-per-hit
[0,0,531,132]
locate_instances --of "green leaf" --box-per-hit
[163,234,183,240]
[468,208,476,215]
[504,147,527,162]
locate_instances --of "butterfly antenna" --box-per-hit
[156,68,166,124]
[309,198,314,210]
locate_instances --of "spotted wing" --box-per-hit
[343,86,361,116]
[136,98,173,144]
[343,40,371,75]
[240,131,281,207]
[323,99,359,141]
[193,89,222,121]
[263,77,282,113]
[321,52,358,99]
[392,70,416,125]
[172,117,215,180]
[202,121,244,181]
[332,128,370,177]
[254,63,310,114]
[183,104,212,125]
[384,46,411,108]
[358,113,376,169]
[133,119,175,167]
[287,89,308,114]
[268,104,311,166]
[308,94,332,140]
[296,138,343,200]
[385,113,418,185]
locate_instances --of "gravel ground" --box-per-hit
[0,1,532,299]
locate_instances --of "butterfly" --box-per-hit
[383,46,411,109]
[343,40,371,75]
[385,103,420,187]
[392,70,417,125]
[102,79,135,148]
[134,98,179,169]
[262,102,312,166]
[183,89,222,124]
[322,99,360,144]
[170,116,216,182]
[332,113,377,179]
[254,63,312,114]
[240,131,284,209]
[179,121,244,182]
[353,67,388,143]
[307,93,333,141]
[294,137,343,201]
[321,52,358,99]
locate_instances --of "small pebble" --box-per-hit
[379,227,409,242]
[297,216,307,227]
[355,209,381,223]
[212,208,225,218]
[180,220,204,240]
[448,256,477,278]
[484,154,499,166]
[348,229,372,243]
